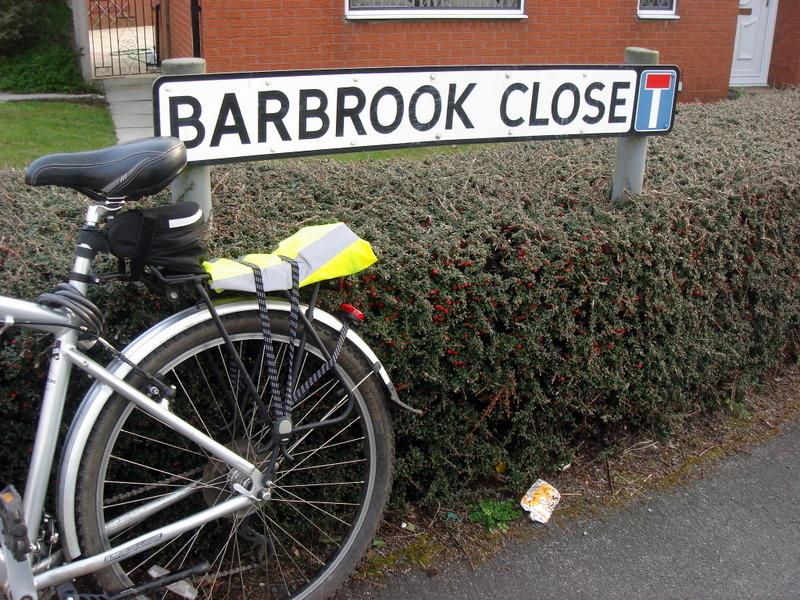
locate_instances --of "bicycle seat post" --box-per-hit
[68,202,121,294]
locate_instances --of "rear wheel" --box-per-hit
[76,310,393,600]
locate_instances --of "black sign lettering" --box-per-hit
[336,88,367,137]
[500,83,527,127]
[582,82,606,125]
[369,86,404,134]
[210,93,250,147]
[609,81,630,124]
[551,83,580,126]
[528,82,549,127]
[169,96,205,149]
[258,91,291,142]
[156,66,676,163]
[299,89,330,140]
[445,83,476,130]
[409,85,442,132]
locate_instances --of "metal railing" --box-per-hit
[89,0,162,77]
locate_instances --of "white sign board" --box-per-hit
[154,65,680,165]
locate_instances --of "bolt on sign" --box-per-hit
[154,65,680,165]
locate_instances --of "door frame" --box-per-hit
[730,0,780,87]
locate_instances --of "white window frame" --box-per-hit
[345,0,527,21]
[637,0,680,20]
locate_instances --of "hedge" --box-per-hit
[0,89,798,502]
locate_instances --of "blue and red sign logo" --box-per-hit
[634,70,678,133]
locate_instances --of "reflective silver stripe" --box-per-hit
[168,208,204,229]
[211,261,293,293]
[290,223,359,276]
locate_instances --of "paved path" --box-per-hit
[101,75,156,142]
[348,422,800,600]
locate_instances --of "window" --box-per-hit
[345,0,526,20]
[637,0,679,20]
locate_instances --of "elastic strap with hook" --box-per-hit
[236,258,350,431]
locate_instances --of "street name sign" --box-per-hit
[153,65,680,165]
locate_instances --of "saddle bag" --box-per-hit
[103,201,206,276]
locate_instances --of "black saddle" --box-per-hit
[25,137,187,201]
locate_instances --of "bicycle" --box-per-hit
[0,136,416,600]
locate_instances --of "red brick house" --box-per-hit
[81,1,799,102]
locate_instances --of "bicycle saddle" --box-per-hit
[25,137,187,201]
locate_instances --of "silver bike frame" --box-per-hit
[1,201,408,599]
[0,203,264,598]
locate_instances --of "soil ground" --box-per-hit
[338,364,800,597]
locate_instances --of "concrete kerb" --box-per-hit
[0,93,106,106]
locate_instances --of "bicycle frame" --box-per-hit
[0,200,411,600]
[0,203,267,600]
[0,293,266,594]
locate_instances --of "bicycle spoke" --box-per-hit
[211,344,252,439]
[125,530,187,578]
[192,354,235,439]
[105,479,203,489]
[260,512,325,568]
[202,517,240,596]
[119,428,208,459]
[289,436,365,460]
[269,486,352,528]
[269,497,359,507]
[103,488,195,511]
[172,369,218,443]
[107,455,228,493]
[277,417,362,483]
[164,522,207,572]
[287,379,339,430]
[257,515,306,591]
[277,480,364,489]
[233,523,248,600]
[267,495,339,545]
[84,316,389,600]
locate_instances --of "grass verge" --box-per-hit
[0,101,116,168]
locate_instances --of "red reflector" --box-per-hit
[645,73,672,90]
[339,303,365,321]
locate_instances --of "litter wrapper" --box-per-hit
[520,479,561,524]
[202,222,377,292]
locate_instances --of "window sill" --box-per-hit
[636,13,680,20]
[345,11,527,20]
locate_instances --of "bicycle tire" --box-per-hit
[75,309,394,600]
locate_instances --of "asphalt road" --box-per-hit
[348,422,800,600]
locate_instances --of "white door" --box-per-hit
[730,0,780,86]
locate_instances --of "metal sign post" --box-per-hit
[610,47,662,202]
[161,58,212,222]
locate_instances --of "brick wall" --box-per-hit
[163,0,194,60]
[769,0,800,87]
[178,0,740,102]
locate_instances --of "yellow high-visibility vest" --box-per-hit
[202,222,377,292]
